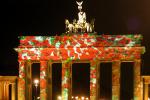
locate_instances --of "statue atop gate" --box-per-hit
[76,1,86,25]
[65,1,95,33]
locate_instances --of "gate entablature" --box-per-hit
[16,34,145,61]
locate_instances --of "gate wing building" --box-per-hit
[0,1,148,100]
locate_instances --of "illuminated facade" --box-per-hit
[0,76,17,100]
[142,76,150,100]
[14,1,146,100]
[15,34,145,100]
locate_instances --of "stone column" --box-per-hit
[40,61,48,100]
[90,60,98,100]
[61,61,71,100]
[7,83,9,100]
[4,82,6,100]
[144,83,148,100]
[0,83,2,99]
[12,83,16,100]
[96,61,100,100]
[47,61,52,100]
[0,82,4,100]
[25,61,32,100]
[133,59,142,100]
[4,82,9,100]
[112,61,121,100]
[18,60,26,100]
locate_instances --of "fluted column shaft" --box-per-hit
[90,60,98,100]
[0,82,5,100]
[18,60,26,100]
[0,82,4,100]
[112,61,121,100]
[144,83,148,100]
[96,61,100,100]
[40,61,48,100]
[61,62,71,100]
[4,82,9,100]
[134,60,142,100]
[12,83,16,100]
[47,61,52,100]
[25,61,32,100]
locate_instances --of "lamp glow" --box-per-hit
[57,96,61,100]
[34,79,39,87]
[75,96,78,99]
[81,96,85,100]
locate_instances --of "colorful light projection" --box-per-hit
[19,34,143,48]
[62,62,71,100]
[40,61,48,100]
[17,34,145,61]
[18,60,25,100]
[90,60,97,100]
[16,33,145,100]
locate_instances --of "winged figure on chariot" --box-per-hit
[65,1,95,33]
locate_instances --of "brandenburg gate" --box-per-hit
[14,1,145,100]
[15,33,145,100]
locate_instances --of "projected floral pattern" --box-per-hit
[16,33,145,100]
[40,61,47,100]
[62,62,71,100]
[17,34,145,61]
[18,60,25,100]
[90,60,97,100]
[19,34,142,48]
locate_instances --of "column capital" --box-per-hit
[26,60,32,64]
[4,81,10,85]
[40,60,48,68]
[48,60,52,64]
[112,60,121,63]
[40,60,48,62]
[113,60,121,61]
[18,60,25,64]
[134,59,141,62]
[90,58,99,62]
[62,60,72,64]
[62,61,72,69]
[10,83,16,85]
[144,78,150,84]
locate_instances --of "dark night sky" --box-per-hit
[1,0,150,75]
